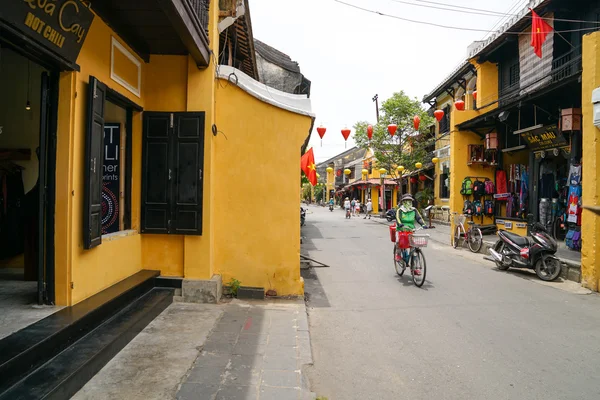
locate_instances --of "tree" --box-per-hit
[353,91,435,177]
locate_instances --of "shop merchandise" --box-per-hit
[568,164,582,185]
[460,177,473,196]
[567,185,582,224]
[485,180,495,194]
[539,198,552,227]
[496,170,508,197]
[472,180,486,199]
[484,200,495,216]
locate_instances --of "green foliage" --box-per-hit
[302,183,312,200]
[415,187,434,211]
[353,91,435,174]
[228,278,241,297]
[314,185,325,202]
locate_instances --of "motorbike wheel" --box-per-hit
[493,240,511,271]
[386,215,393,222]
[393,245,406,277]
[535,255,562,282]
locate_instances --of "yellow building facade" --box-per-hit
[0,0,313,307]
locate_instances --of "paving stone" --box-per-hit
[203,339,236,354]
[232,342,267,356]
[264,344,297,359]
[187,367,226,385]
[214,321,245,333]
[215,385,259,400]
[228,354,265,371]
[261,369,300,388]
[238,333,269,345]
[296,330,310,341]
[263,354,298,371]
[258,386,300,400]
[222,367,262,387]
[177,383,219,400]
[269,325,297,335]
[267,334,297,347]
[195,352,232,368]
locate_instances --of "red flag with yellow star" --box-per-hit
[301,148,317,186]
[530,9,552,58]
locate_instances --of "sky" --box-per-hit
[249,0,528,162]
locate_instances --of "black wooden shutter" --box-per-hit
[141,113,172,234]
[83,76,106,249]
[172,113,205,235]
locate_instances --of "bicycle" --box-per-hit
[391,227,429,288]
[452,213,483,253]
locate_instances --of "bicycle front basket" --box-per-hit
[409,234,429,248]
[454,214,466,226]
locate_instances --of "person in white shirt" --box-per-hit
[343,197,351,218]
[364,199,373,219]
[355,200,361,217]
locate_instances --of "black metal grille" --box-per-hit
[552,47,582,83]
[188,0,210,36]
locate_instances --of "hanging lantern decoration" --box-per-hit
[387,124,398,137]
[413,115,421,131]
[326,166,333,173]
[317,126,327,147]
[410,177,418,184]
[397,165,405,174]
[432,157,439,164]
[434,110,444,122]
[455,99,465,111]
[341,128,351,148]
[362,169,368,176]
[419,174,427,182]
[415,162,423,169]
[367,125,374,141]
[344,168,351,176]
[473,90,478,101]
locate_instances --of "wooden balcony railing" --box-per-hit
[187,0,210,37]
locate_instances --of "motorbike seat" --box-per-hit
[500,230,529,247]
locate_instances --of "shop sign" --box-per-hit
[2,0,94,64]
[520,124,567,151]
[102,123,120,234]
[516,222,527,228]
[504,221,513,230]
[496,220,505,226]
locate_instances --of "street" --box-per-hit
[301,206,600,400]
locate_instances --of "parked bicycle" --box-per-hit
[452,213,483,253]
[390,226,429,287]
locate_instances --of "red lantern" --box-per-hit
[387,124,398,137]
[413,115,421,130]
[473,90,478,101]
[455,100,465,111]
[419,174,427,182]
[341,128,351,148]
[316,126,326,147]
[410,177,418,184]
[367,125,373,140]
[434,110,445,122]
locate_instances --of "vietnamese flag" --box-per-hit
[301,148,317,186]
[530,9,553,58]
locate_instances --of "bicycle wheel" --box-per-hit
[467,227,483,253]
[393,244,405,277]
[453,226,461,249]
[411,249,427,287]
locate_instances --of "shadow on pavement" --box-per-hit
[301,269,331,308]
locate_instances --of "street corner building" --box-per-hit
[0,0,314,314]
[422,0,600,290]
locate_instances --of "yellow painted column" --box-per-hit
[581,32,600,291]
[392,188,398,208]
[326,168,334,202]
[372,187,380,214]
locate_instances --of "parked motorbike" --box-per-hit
[301,207,306,227]
[489,222,562,281]
[386,208,397,222]
[329,204,334,212]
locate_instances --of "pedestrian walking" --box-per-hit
[344,197,351,219]
[355,200,361,217]
[350,198,356,217]
[364,198,373,219]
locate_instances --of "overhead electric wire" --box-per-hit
[388,0,510,17]
[480,0,524,41]
[334,0,600,34]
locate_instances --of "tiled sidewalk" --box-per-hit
[177,300,315,400]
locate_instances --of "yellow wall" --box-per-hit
[581,32,600,291]
[213,83,312,296]
[473,60,499,113]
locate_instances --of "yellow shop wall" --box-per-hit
[213,83,312,296]
[580,32,600,291]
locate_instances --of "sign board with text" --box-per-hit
[520,124,567,151]
[102,123,120,234]
[1,0,94,64]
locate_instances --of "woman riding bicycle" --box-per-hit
[395,194,427,261]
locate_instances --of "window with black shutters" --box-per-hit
[84,76,137,249]
[439,105,451,134]
[141,112,205,235]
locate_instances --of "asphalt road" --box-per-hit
[301,205,600,400]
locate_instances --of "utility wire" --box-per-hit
[334,0,600,34]
[403,0,600,24]
[388,0,509,17]
[481,0,524,41]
